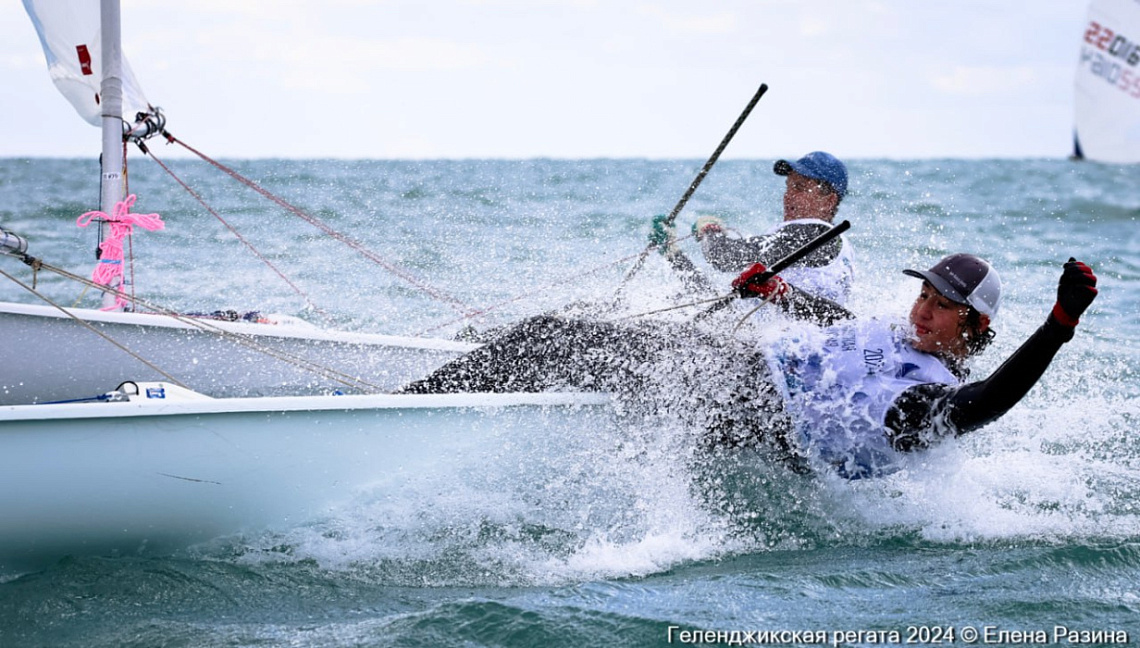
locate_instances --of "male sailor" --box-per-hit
[400,255,1098,479]
[651,151,855,305]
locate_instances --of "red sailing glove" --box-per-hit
[1051,258,1098,328]
[732,262,789,301]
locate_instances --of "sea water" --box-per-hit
[0,157,1137,647]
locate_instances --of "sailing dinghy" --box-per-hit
[0,0,477,405]
[0,0,611,572]
[0,382,611,572]
[1073,0,1140,162]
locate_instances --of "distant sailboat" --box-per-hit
[1073,0,1140,162]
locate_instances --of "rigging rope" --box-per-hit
[145,150,331,321]
[147,132,726,336]
[0,266,189,388]
[1,253,389,394]
[144,132,740,338]
[414,247,646,335]
[123,140,138,310]
[416,232,706,336]
[160,134,477,318]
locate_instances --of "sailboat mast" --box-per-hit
[98,0,125,309]
[99,0,124,214]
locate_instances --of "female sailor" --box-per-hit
[400,255,1098,479]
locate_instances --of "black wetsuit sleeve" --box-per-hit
[884,315,1077,451]
[777,284,855,326]
[700,222,842,273]
[662,248,719,295]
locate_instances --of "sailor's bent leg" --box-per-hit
[689,350,799,459]
[397,315,662,394]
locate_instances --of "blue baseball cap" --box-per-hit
[774,151,848,199]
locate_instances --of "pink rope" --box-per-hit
[77,194,165,311]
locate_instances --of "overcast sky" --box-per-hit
[0,1,1089,160]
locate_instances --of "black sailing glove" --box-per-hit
[1051,258,1098,328]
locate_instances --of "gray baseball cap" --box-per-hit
[903,253,1001,318]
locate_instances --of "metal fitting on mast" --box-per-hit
[124,106,167,153]
[0,228,29,257]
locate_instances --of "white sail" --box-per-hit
[1074,0,1140,163]
[21,0,150,127]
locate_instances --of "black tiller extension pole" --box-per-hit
[694,219,851,321]
[616,83,769,290]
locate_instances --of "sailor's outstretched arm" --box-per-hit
[780,284,854,326]
[647,214,719,294]
[731,262,854,326]
[699,229,775,272]
[699,220,842,273]
[661,246,720,295]
[885,259,1099,451]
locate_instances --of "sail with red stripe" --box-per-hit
[22,0,150,127]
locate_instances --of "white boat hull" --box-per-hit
[0,301,478,405]
[0,389,611,572]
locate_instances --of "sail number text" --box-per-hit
[1082,20,1140,99]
